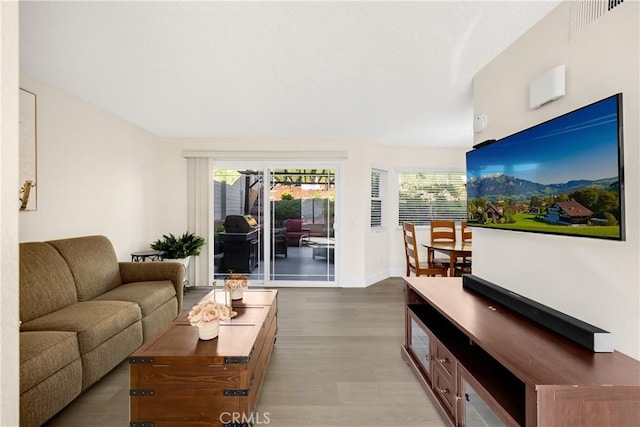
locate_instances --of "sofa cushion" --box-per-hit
[47,235,122,301]
[20,300,141,355]
[119,261,185,314]
[20,242,78,322]
[93,280,177,317]
[79,321,142,390]
[20,331,80,393]
[20,358,82,427]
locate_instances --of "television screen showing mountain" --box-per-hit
[466,93,624,240]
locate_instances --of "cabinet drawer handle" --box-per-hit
[424,355,432,361]
[437,387,449,394]
[437,357,449,364]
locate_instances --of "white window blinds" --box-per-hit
[398,172,467,226]
[371,169,385,228]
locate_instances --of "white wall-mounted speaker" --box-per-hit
[530,65,566,109]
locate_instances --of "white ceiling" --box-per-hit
[19,1,561,148]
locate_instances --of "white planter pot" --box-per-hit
[162,256,191,269]
[230,289,244,301]
[197,321,219,340]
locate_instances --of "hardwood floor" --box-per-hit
[44,278,444,426]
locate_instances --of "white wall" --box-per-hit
[1,3,20,425]
[473,1,639,359]
[18,74,165,260]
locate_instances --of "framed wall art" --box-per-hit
[19,88,37,211]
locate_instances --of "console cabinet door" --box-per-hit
[407,310,434,383]
[457,365,518,427]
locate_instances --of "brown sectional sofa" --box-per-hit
[19,235,185,426]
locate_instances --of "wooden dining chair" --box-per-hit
[455,221,472,276]
[428,219,456,271]
[461,221,472,242]
[402,222,447,277]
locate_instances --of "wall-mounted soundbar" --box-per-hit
[462,274,613,353]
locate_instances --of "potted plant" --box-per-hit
[150,231,205,268]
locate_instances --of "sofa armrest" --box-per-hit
[119,262,185,313]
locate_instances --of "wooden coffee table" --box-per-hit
[129,289,277,427]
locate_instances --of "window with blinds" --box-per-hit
[398,172,467,226]
[371,169,385,228]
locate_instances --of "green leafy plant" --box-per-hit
[274,199,301,223]
[150,232,205,259]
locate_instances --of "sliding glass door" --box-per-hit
[213,164,337,285]
[269,169,335,282]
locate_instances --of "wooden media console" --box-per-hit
[401,277,640,426]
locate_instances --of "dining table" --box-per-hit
[422,240,472,276]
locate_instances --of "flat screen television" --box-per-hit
[466,93,624,240]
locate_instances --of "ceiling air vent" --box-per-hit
[571,0,624,37]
